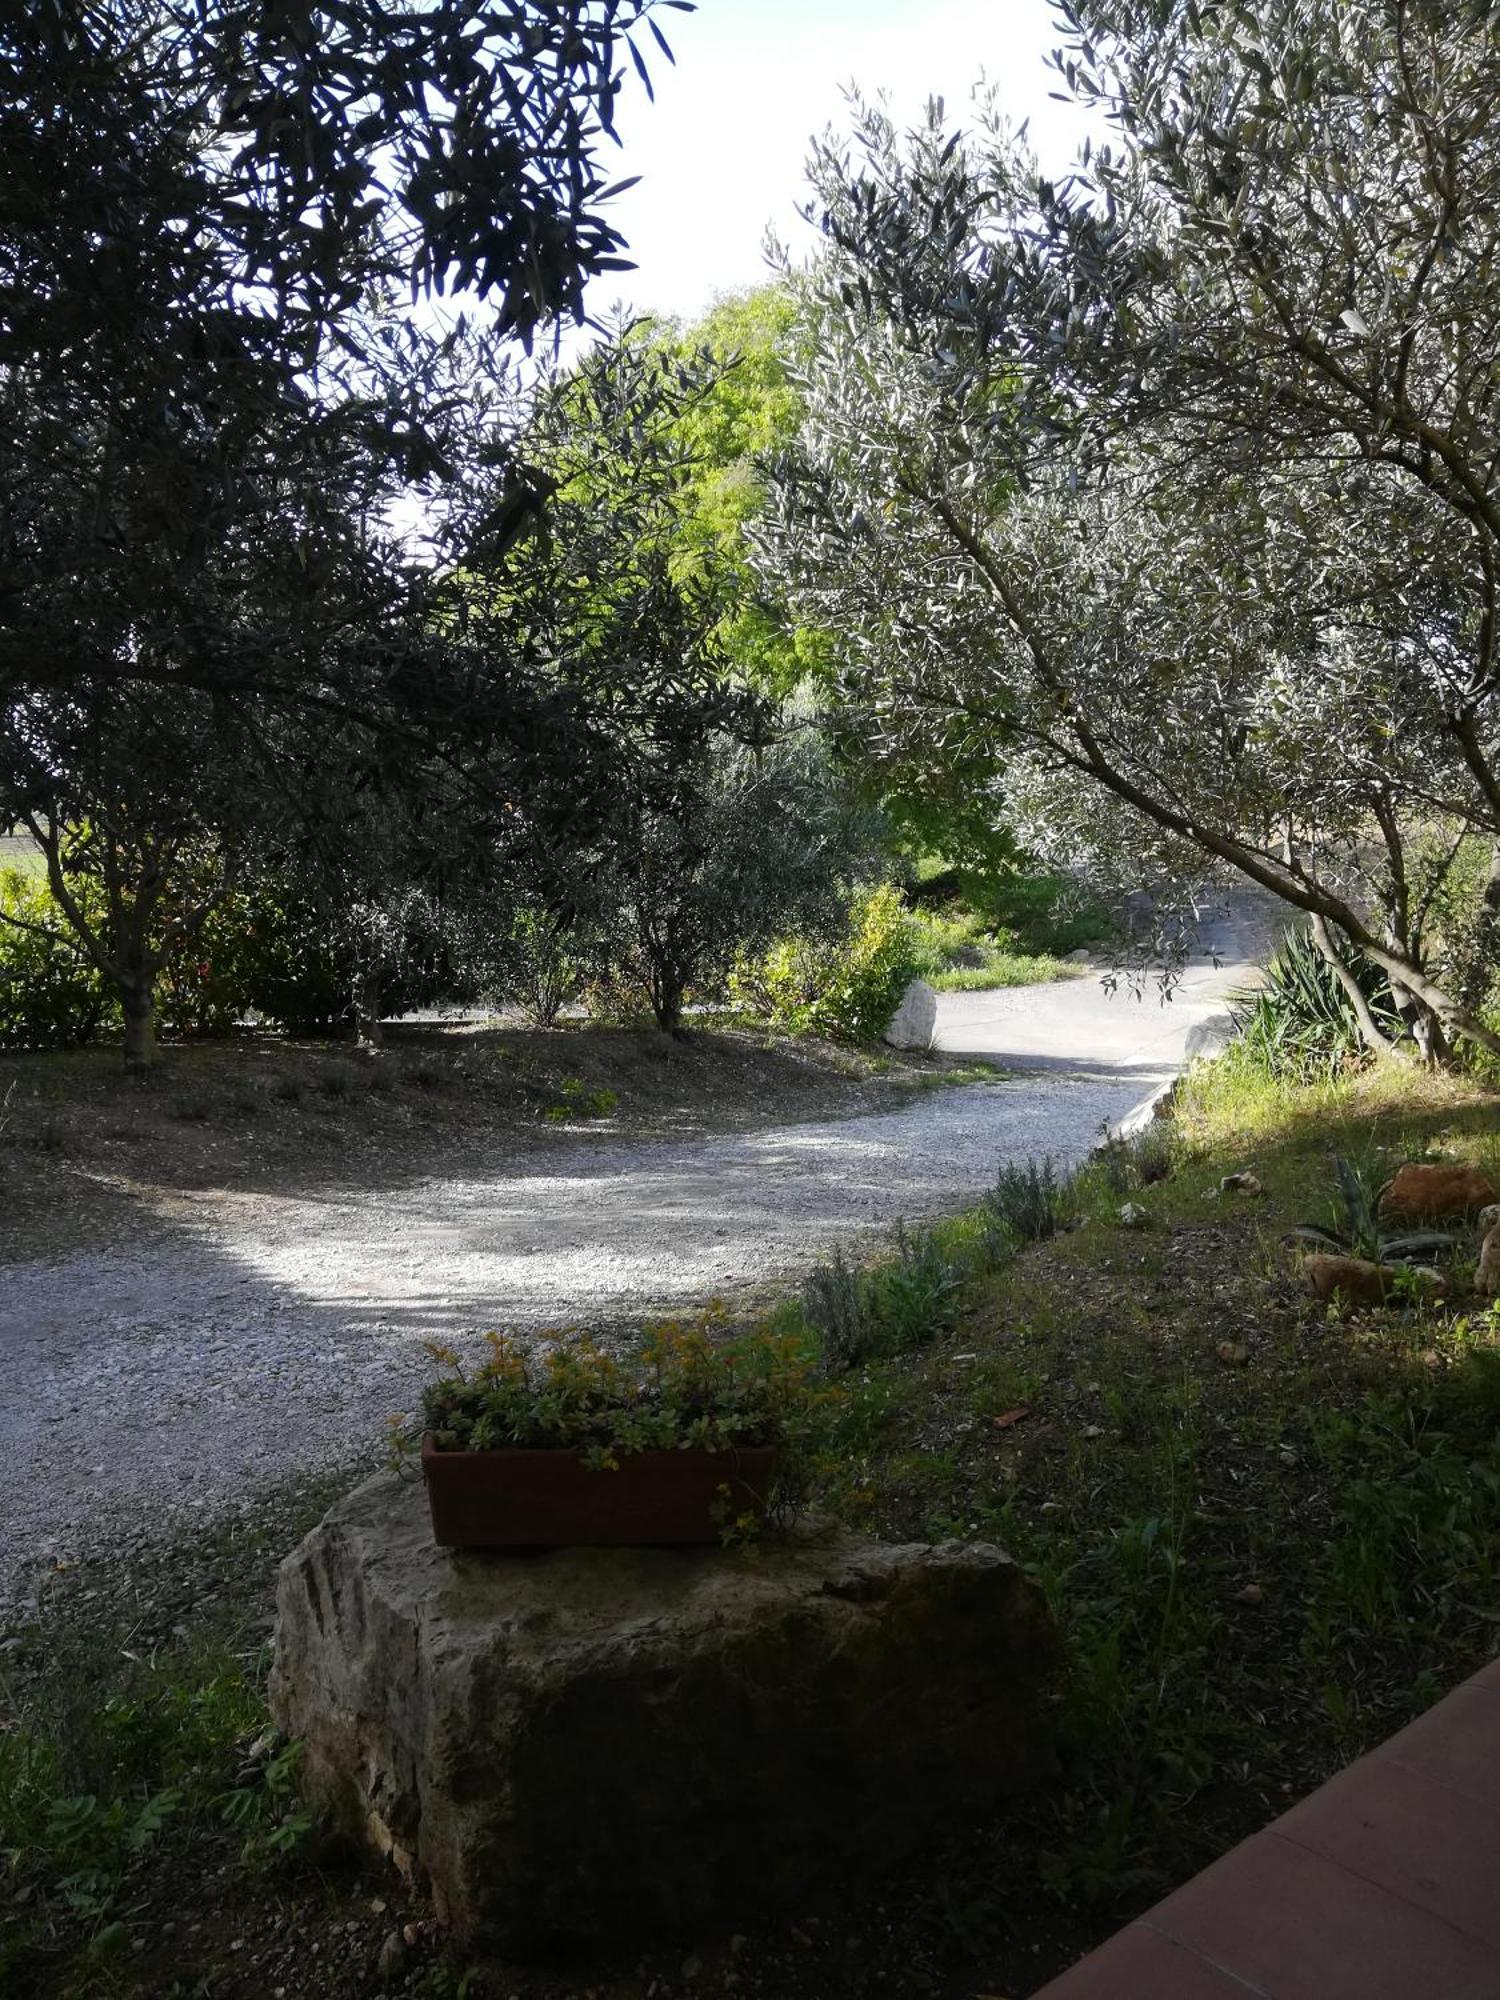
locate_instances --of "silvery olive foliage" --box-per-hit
[759,2,1500,1060]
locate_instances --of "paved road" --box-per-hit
[0,910,1270,1612]
[936,901,1267,1090]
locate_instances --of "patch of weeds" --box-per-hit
[1094,1123,1177,1196]
[216,1736,315,1871]
[0,1631,276,1982]
[314,1064,362,1101]
[30,1115,73,1153]
[803,1223,963,1373]
[168,1092,217,1123]
[802,1247,867,1373]
[1305,1395,1500,1640]
[542,1076,619,1123]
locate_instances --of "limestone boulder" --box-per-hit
[883,977,938,1051]
[1377,1162,1497,1225]
[272,1472,1056,1952]
[1303,1252,1448,1307]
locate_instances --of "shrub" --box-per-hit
[734,882,921,1045]
[542,1077,619,1123]
[0,867,112,1050]
[802,1223,962,1373]
[487,904,591,1028]
[802,1247,871,1374]
[1095,1123,1177,1196]
[985,1157,1066,1248]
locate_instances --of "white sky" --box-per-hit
[594,0,1093,324]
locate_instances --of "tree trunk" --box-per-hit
[653,976,685,1036]
[1309,916,1402,1058]
[1390,976,1451,1068]
[353,963,384,1048]
[121,978,156,1073]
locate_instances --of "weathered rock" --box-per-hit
[882,978,938,1052]
[1303,1253,1448,1307]
[271,1472,1056,1953]
[1377,1162,1498,1225]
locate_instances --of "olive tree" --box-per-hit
[759,6,1500,1061]
[600,730,870,1034]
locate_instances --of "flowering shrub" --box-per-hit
[412,1308,830,1476]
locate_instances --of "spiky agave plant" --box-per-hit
[1287,1155,1459,1265]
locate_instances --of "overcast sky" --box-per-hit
[594,0,1093,325]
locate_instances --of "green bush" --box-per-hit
[985,1156,1068,1248]
[0,868,112,1050]
[159,880,453,1040]
[911,863,1112,956]
[733,882,920,1044]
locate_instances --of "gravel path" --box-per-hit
[1,907,1269,1615]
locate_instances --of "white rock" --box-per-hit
[883,978,938,1051]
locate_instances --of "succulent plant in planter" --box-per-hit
[403,1307,829,1549]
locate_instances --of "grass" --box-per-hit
[929,950,1082,992]
[907,867,1113,992]
[794,1053,1500,1921]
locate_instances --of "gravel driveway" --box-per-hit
[0,914,1266,1614]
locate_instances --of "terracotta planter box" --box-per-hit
[421,1436,778,1548]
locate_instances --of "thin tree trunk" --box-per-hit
[1390,977,1451,1068]
[352,964,384,1048]
[1309,916,1402,1058]
[120,978,156,1073]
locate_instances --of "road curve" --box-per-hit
[0,918,1266,1612]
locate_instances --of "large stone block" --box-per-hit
[271,1471,1055,1951]
[883,977,938,1051]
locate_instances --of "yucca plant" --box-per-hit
[1231,928,1402,1081]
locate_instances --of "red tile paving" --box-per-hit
[1031,1659,1500,2000]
